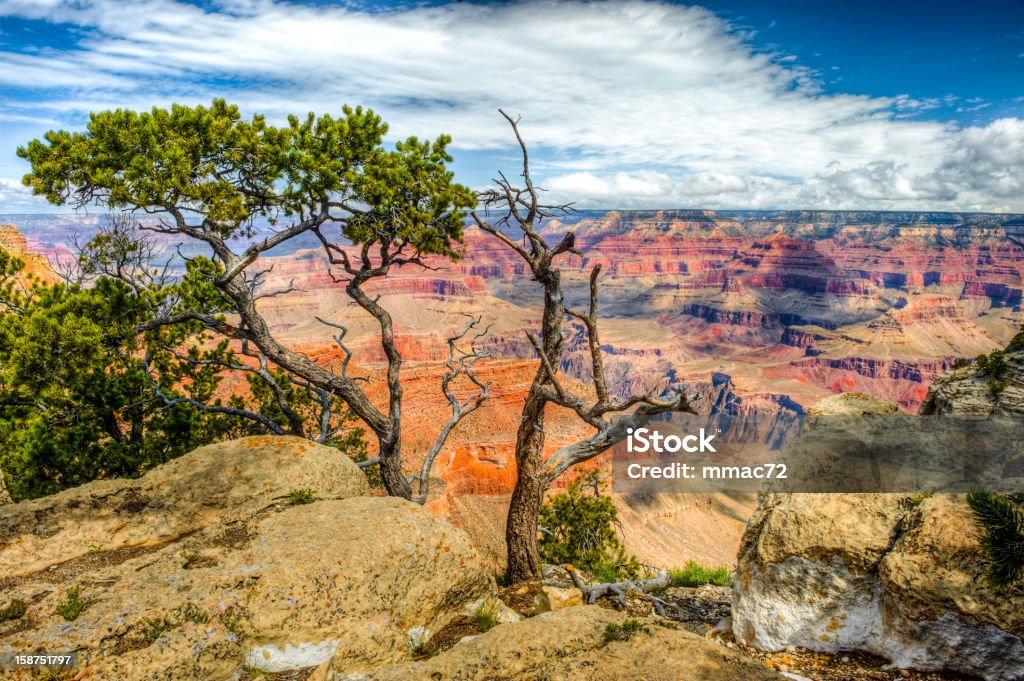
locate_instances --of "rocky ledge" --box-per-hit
[0,436,783,681]
[733,393,1024,681]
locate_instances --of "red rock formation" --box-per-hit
[0,225,57,284]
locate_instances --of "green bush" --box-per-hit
[603,618,644,643]
[56,586,86,621]
[669,561,733,588]
[968,490,1024,588]
[988,379,1007,397]
[287,488,316,505]
[975,350,1008,378]
[474,602,499,632]
[538,470,640,582]
[0,239,370,502]
[0,599,26,621]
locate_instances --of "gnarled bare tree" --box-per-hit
[473,111,692,583]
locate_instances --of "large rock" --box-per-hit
[920,348,1024,416]
[733,393,1024,680]
[0,438,494,680]
[0,436,369,576]
[349,605,782,681]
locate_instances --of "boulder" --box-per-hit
[734,393,1024,680]
[533,585,584,613]
[348,605,782,681]
[0,438,494,680]
[0,436,369,577]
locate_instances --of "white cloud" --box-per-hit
[0,177,45,212]
[0,0,1021,211]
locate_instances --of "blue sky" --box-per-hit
[1,0,1023,212]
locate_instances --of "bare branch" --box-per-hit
[567,565,671,615]
[414,314,492,504]
[141,352,288,435]
[564,264,608,405]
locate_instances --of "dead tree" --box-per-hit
[473,111,692,583]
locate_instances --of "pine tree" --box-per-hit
[967,490,1024,588]
[538,470,640,582]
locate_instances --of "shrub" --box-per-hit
[539,470,640,582]
[968,490,1024,588]
[669,561,733,588]
[178,602,210,625]
[975,350,1008,378]
[474,602,499,632]
[139,615,177,644]
[56,586,86,621]
[603,618,644,643]
[287,488,316,505]
[0,599,26,621]
[350,450,384,489]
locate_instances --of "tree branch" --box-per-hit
[414,314,492,503]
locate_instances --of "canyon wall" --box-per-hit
[5,210,1023,566]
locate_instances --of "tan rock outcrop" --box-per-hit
[920,351,1024,417]
[0,436,369,577]
[347,605,782,681]
[0,438,494,680]
[534,585,584,612]
[733,393,1024,680]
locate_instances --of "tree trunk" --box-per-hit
[505,398,550,582]
[376,430,413,499]
[505,272,564,583]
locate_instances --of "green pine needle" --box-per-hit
[968,490,1024,588]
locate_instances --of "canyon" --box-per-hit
[3,209,1023,567]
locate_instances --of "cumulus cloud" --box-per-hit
[0,177,46,212]
[0,0,1021,210]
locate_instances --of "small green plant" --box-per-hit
[907,493,932,507]
[539,470,640,582]
[56,586,87,621]
[178,602,210,625]
[603,618,645,643]
[975,350,1008,378]
[241,666,271,678]
[968,490,1024,588]
[218,608,246,640]
[181,550,201,569]
[0,598,27,621]
[988,379,1007,397]
[139,615,177,644]
[474,602,499,632]
[287,488,316,505]
[952,358,970,370]
[669,561,733,588]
